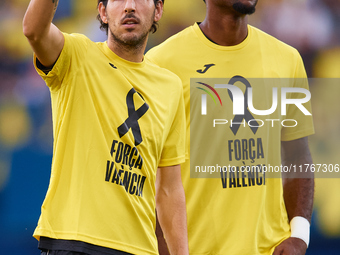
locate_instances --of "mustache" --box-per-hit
[121,13,140,24]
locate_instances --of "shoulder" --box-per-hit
[144,59,183,91]
[62,32,93,46]
[250,25,301,58]
[250,26,306,77]
[63,32,90,41]
[146,25,195,60]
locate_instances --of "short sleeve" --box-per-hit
[281,53,315,141]
[158,82,186,167]
[33,33,89,91]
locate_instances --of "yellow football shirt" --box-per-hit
[33,33,186,255]
[146,23,314,255]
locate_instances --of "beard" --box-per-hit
[110,28,149,50]
[232,0,258,15]
[108,12,155,50]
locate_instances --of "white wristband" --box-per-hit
[290,216,310,247]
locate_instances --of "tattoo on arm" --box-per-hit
[52,0,59,11]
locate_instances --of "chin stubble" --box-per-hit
[232,1,257,15]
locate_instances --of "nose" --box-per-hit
[124,0,136,13]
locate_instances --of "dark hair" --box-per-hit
[97,0,164,35]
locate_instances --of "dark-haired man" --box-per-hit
[147,0,314,254]
[23,0,188,254]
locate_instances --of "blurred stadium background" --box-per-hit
[0,0,339,254]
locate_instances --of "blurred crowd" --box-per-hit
[0,0,339,253]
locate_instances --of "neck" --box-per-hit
[199,5,249,46]
[107,34,148,63]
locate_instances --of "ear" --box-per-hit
[98,2,108,24]
[154,0,163,22]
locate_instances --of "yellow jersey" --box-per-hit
[146,23,314,255]
[33,33,186,255]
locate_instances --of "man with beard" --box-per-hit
[23,0,189,255]
[147,0,314,254]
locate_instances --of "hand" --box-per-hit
[272,237,307,255]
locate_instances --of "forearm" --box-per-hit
[156,183,188,255]
[23,0,64,67]
[282,178,314,222]
[23,0,58,40]
[156,213,170,255]
[281,138,314,222]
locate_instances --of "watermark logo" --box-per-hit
[195,76,312,134]
[199,76,311,117]
[190,78,340,180]
[196,82,222,116]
